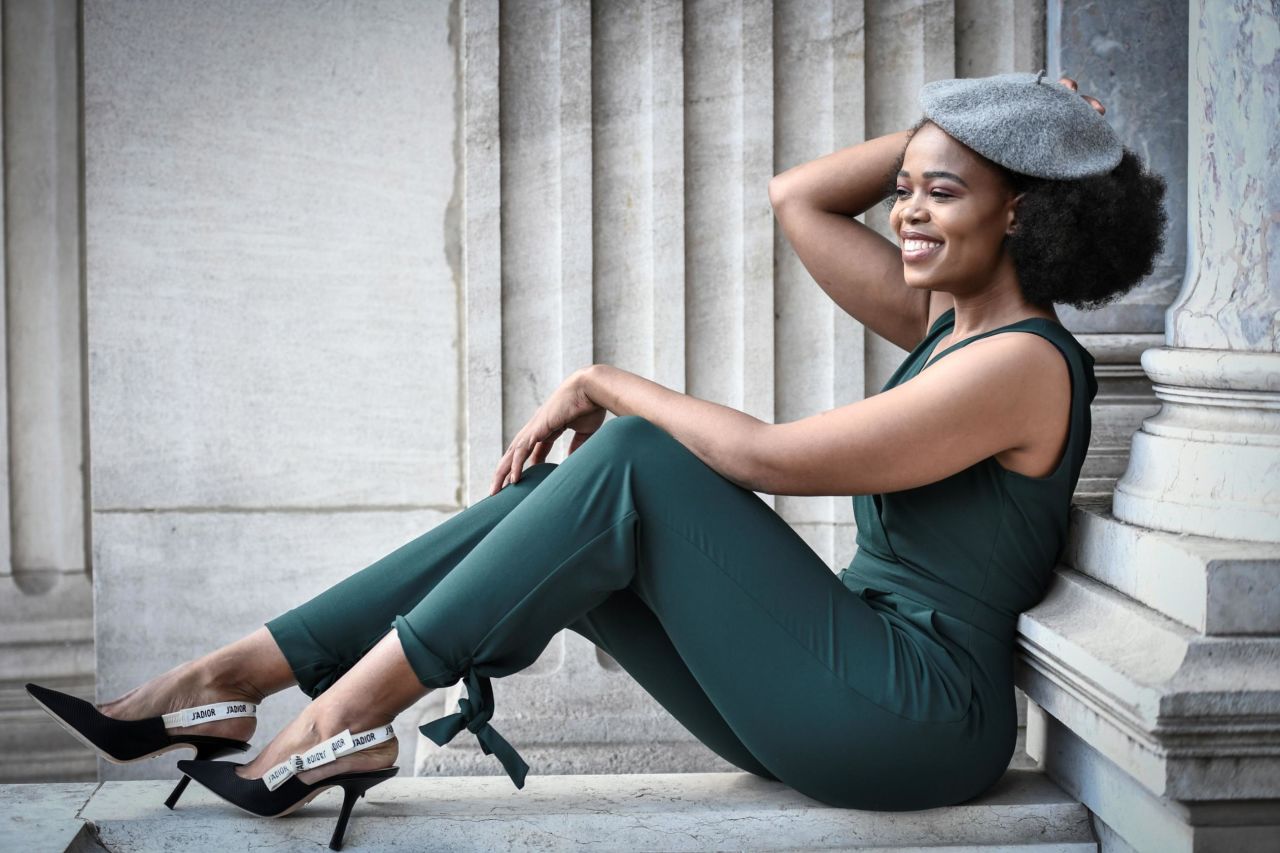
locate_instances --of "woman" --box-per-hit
[28,70,1166,850]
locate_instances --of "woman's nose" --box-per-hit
[903,203,927,224]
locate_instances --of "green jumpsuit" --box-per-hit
[265,307,1097,811]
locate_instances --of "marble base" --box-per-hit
[1017,568,1280,802]
[1027,702,1280,853]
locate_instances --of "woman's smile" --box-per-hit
[902,238,944,263]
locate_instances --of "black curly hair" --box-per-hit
[881,117,1169,310]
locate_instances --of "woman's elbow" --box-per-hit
[768,172,796,210]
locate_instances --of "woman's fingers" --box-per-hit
[490,457,509,496]
[1058,74,1106,115]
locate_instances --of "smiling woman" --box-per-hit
[26,71,1171,836]
[881,112,1168,315]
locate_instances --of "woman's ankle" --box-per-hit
[236,703,398,784]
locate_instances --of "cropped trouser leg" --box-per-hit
[269,415,985,810]
[265,435,771,779]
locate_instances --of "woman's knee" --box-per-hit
[589,414,676,454]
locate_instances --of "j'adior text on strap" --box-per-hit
[160,700,257,728]
[263,723,396,791]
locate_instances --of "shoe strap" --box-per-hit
[161,700,257,729]
[263,723,395,792]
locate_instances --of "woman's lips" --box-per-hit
[902,240,944,263]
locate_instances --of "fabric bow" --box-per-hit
[419,667,529,789]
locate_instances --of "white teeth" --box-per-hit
[903,238,943,251]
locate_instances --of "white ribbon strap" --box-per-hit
[161,700,257,729]
[263,723,395,791]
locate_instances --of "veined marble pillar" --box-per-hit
[1109,0,1280,544]
[1019,1,1280,849]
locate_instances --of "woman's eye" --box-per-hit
[894,188,952,200]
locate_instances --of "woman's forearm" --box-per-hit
[768,128,913,216]
[578,364,769,492]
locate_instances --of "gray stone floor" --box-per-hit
[2,769,1097,852]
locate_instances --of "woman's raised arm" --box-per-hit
[769,128,930,351]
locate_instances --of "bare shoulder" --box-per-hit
[757,324,1072,496]
[934,330,1070,408]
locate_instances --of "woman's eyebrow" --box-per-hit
[897,169,970,189]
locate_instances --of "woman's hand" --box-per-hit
[489,367,607,496]
[1058,75,1106,115]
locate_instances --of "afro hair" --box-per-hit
[881,117,1169,310]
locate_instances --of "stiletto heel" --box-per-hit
[164,775,192,811]
[329,773,392,851]
[25,682,255,809]
[330,784,360,851]
[177,723,398,850]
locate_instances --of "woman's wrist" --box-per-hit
[574,364,608,411]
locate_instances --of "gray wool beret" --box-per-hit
[918,69,1123,180]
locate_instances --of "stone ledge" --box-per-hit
[4,770,1097,851]
[1065,505,1280,635]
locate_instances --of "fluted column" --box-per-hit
[0,0,95,783]
[1110,0,1280,543]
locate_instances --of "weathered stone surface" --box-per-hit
[1112,348,1280,544]
[83,0,460,510]
[1027,703,1280,853]
[1066,505,1280,635]
[1110,0,1280,543]
[0,783,99,853]
[0,573,95,784]
[3,0,86,577]
[92,509,454,781]
[73,770,1095,852]
[1168,0,1279,352]
[1049,0,1188,335]
[1017,568,1280,802]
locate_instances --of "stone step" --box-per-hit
[3,769,1097,852]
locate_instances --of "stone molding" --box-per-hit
[1016,566,1280,802]
[1113,347,1280,543]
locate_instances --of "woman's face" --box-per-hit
[889,122,1022,297]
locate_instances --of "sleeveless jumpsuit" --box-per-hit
[264,306,1097,811]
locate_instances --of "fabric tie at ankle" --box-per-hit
[419,668,529,789]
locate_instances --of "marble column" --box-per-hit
[1110,0,1279,544]
[1048,0,1188,501]
[1019,1,1280,850]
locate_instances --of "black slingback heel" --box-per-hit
[25,682,256,809]
[178,723,398,851]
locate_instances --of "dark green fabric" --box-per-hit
[842,306,1097,777]
[265,320,1095,810]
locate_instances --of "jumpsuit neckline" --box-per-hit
[917,308,1065,375]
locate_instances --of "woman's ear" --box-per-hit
[1006,191,1027,235]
